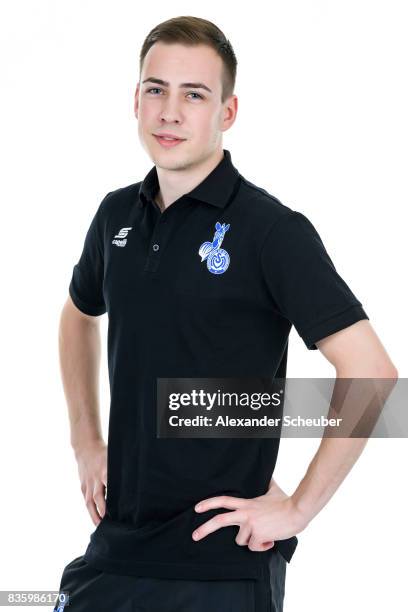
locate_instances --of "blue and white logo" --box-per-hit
[198,222,230,275]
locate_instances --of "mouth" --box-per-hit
[153,134,187,148]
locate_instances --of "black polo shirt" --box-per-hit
[68,149,369,581]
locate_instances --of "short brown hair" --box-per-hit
[139,16,237,102]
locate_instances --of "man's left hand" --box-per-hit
[193,491,307,552]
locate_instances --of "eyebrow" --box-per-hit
[142,77,212,94]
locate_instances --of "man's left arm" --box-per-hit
[193,319,398,550]
[289,318,398,526]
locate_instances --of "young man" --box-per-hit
[55,15,397,612]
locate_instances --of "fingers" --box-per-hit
[236,528,274,550]
[193,510,245,541]
[85,495,102,526]
[93,482,106,519]
[235,524,252,546]
[195,495,248,512]
[247,534,275,552]
[81,479,106,526]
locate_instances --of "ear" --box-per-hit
[225,224,230,231]
[134,82,140,119]
[215,222,221,230]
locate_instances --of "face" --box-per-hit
[134,42,237,171]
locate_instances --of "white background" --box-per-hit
[1,1,407,611]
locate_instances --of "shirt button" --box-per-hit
[152,243,160,252]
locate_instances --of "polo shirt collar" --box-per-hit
[138,149,240,209]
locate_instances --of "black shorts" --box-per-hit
[52,550,286,612]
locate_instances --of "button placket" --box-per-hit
[144,199,192,273]
[144,212,170,273]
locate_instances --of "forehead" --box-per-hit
[141,42,223,89]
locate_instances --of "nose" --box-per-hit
[159,95,183,124]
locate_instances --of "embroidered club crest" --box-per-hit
[198,222,230,275]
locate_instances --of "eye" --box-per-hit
[146,87,163,95]
[187,92,203,100]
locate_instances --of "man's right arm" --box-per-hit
[58,295,107,526]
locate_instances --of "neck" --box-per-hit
[155,147,224,211]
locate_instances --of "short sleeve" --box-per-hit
[260,211,369,350]
[68,193,112,316]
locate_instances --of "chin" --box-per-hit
[156,157,191,171]
[152,148,196,171]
